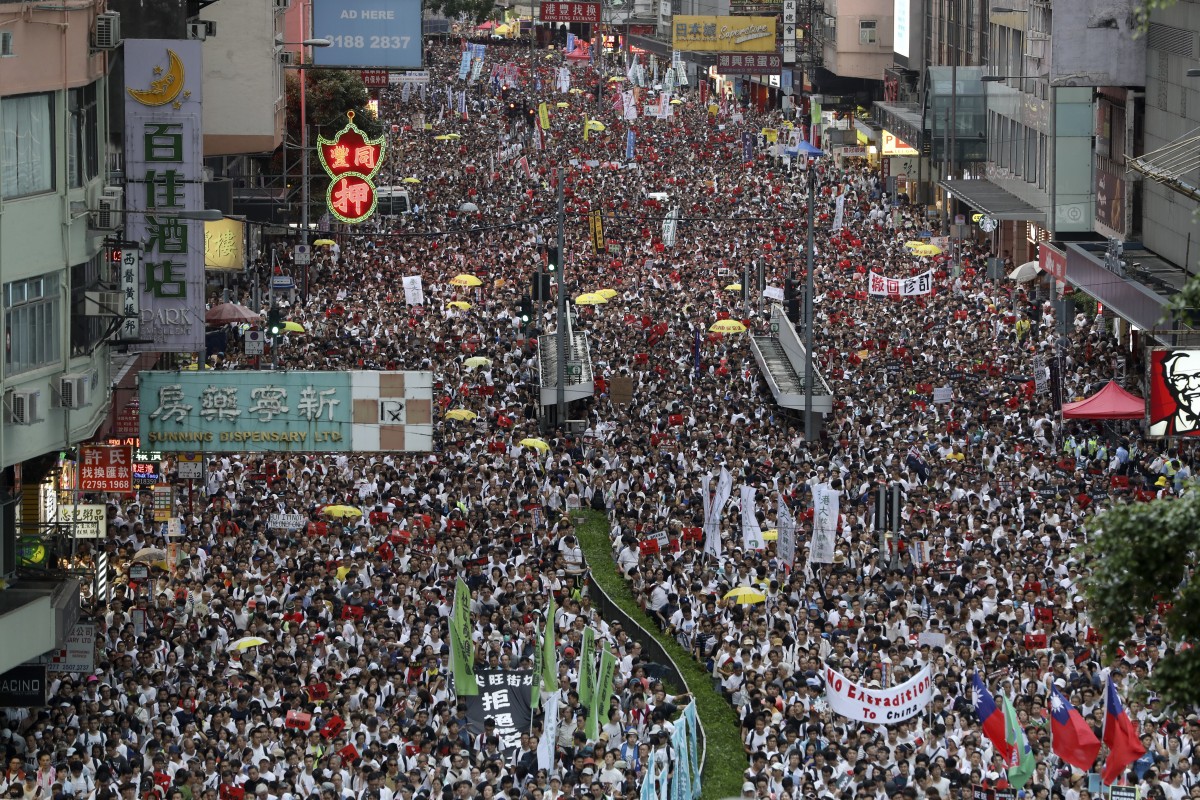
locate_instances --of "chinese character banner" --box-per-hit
[124,39,206,352]
[138,371,434,452]
[464,670,535,758]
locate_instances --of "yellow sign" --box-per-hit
[127,48,186,107]
[881,129,918,156]
[588,210,605,255]
[538,102,551,131]
[672,16,777,53]
[204,218,245,271]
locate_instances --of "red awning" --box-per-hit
[565,47,591,60]
[1061,380,1145,419]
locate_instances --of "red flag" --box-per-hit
[1049,685,1101,772]
[1102,676,1146,784]
[972,673,1015,763]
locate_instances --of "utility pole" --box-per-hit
[803,160,816,443]
[555,167,567,427]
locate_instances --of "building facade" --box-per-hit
[0,0,118,671]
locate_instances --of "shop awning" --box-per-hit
[938,179,1047,222]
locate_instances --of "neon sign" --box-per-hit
[317,111,386,224]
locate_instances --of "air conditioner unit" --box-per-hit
[92,194,122,231]
[94,11,121,50]
[84,290,124,317]
[187,20,216,40]
[59,373,94,409]
[8,390,41,426]
[278,50,297,66]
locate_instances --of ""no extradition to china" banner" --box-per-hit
[824,664,934,723]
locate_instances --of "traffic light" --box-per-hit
[784,277,800,325]
[267,305,283,336]
[546,246,560,274]
[531,272,552,303]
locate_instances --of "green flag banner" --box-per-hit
[587,640,617,740]
[450,579,478,695]
[1001,695,1034,789]
[579,627,596,714]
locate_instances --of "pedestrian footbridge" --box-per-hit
[537,330,595,405]
[750,305,834,415]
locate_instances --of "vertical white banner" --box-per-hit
[741,485,763,550]
[776,494,796,568]
[402,275,425,305]
[832,193,846,231]
[810,484,839,564]
[537,691,559,771]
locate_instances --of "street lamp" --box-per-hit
[280,35,332,301]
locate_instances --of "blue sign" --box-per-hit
[311,0,423,69]
[626,129,635,161]
[138,370,436,453]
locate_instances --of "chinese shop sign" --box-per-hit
[318,112,386,224]
[123,40,205,351]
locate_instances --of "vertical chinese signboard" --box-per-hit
[123,40,205,352]
[318,112,386,225]
[78,446,134,493]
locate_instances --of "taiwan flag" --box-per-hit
[972,672,1015,763]
[1049,684,1101,772]
[1102,675,1146,785]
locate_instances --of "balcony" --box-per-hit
[0,577,82,674]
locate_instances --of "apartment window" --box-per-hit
[1025,127,1038,184]
[860,20,877,45]
[68,85,100,190]
[5,275,60,376]
[1038,133,1048,189]
[0,93,54,199]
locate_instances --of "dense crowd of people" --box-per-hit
[3,32,1194,800]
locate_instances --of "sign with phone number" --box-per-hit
[312,0,423,69]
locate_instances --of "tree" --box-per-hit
[276,67,383,222]
[425,0,497,25]
[1083,491,1200,708]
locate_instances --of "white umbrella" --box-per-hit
[1008,260,1042,282]
[459,202,480,213]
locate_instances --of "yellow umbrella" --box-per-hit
[723,587,767,605]
[520,437,550,452]
[709,319,748,334]
[402,177,421,184]
[912,244,942,257]
[903,240,926,250]
[584,120,606,133]
[450,274,483,287]
[575,292,606,305]
[464,356,493,369]
[313,238,336,246]
[556,102,569,108]
[570,88,584,94]
[447,301,471,310]
[608,76,625,82]
[446,133,463,140]
[723,283,743,292]
[434,134,453,141]
[761,529,778,541]
[281,321,305,333]
[227,636,269,652]
[669,98,682,105]
[445,408,478,421]
[595,288,618,300]
[322,505,363,519]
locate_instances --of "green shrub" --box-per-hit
[577,511,746,800]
